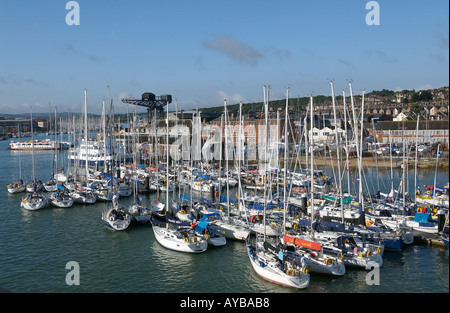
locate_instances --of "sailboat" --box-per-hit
[21,108,48,211]
[151,98,208,253]
[50,184,75,208]
[7,126,26,194]
[70,90,97,204]
[7,179,26,194]
[100,90,131,231]
[209,101,251,241]
[102,194,131,230]
[151,205,208,253]
[128,112,151,224]
[192,214,227,247]
[44,107,59,192]
[246,86,309,289]
[282,89,345,276]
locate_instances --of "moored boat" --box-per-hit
[102,195,131,231]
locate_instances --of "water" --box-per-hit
[0,133,448,293]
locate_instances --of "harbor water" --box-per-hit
[0,133,448,293]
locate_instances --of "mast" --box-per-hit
[84,89,89,179]
[372,120,380,196]
[389,130,394,199]
[433,144,440,211]
[263,85,269,241]
[224,99,230,217]
[331,81,343,223]
[166,96,170,209]
[283,88,289,233]
[414,116,420,208]
[238,101,243,219]
[309,95,315,238]
[342,90,351,195]
[349,83,364,222]
[48,103,52,135]
[402,134,406,213]
[54,106,58,183]
[30,107,36,184]
[102,99,107,174]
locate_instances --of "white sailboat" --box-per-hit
[152,208,208,253]
[50,184,74,208]
[8,125,26,194]
[100,90,131,231]
[193,213,227,247]
[7,179,26,194]
[21,108,48,211]
[70,90,97,204]
[44,107,59,192]
[211,101,251,241]
[102,194,131,230]
[151,99,208,253]
[128,111,151,224]
[283,91,346,276]
[246,86,309,289]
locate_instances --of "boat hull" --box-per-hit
[102,208,131,231]
[247,245,309,289]
[21,194,48,211]
[152,226,207,253]
[8,185,26,194]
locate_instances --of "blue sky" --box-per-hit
[0,0,448,114]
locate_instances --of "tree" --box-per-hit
[410,103,420,112]
[419,90,433,101]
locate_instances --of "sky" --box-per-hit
[0,0,448,115]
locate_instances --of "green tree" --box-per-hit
[410,103,420,112]
[419,90,433,101]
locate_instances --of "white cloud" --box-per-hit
[415,84,434,91]
[202,36,262,67]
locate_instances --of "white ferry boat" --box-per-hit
[68,139,131,169]
[9,139,69,150]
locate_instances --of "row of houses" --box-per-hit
[129,108,448,154]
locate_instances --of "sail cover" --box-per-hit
[283,235,322,251]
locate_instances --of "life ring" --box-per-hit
[215,191,219,197]
[302,266,311,275]
[325,258,333,266]
[184,237,189,243]
[181,210,186,214]
[205,234,210,240]
[366,220,374,226]
[286,269,295,276]
[358,252,363,258]
[366,251,373,258]
[340,253,345,261]
[220,206,224,211]
[293,224,299,230]
[270,223,276,229]
[376,247,381,253]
